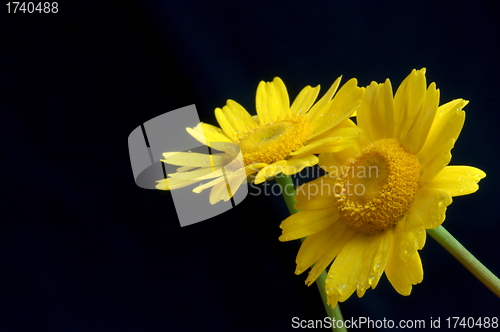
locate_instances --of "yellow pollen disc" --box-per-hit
[335,138,421,234]
[236,115,312,165]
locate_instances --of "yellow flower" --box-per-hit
[156,77,364,204]
[279,69,486,307]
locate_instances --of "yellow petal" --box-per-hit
[418,99,466,182]
[402,82,440,154]
[318,143,361,174]
[186,122,233,146]
[309,78,363,138]
[281,155,319,175]
[392,185,453,262]
[425,166,486,197]
[303,221,355,284]
[155,179,169,190]
[294,196,333,211]
[279,208,339,241]
[209,178,231,204]
[295,136,355,155]
[309,78,364,135]
[294,174,338,207]
[385,245,423,296]
[206,167,250,204]
[357,79,394,142]
[215,107,239,141]
[408,188,453,231]
[253,161,286,184]
[193,175,226,194]
[419,142,453,184]
[394,213,425,263]
[290,85,320,115]
[310,117,359,142]
[305,76,342,122]
[294,221,345,275]
[393,68,427,147]
[219,99,257,134]
[160,168,224,190]
[161,151,227,168]
[325,228,393,302]
[255,77,290,123]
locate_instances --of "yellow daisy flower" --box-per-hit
[279,69,486,307]
[156,77,364,204]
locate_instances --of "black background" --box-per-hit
[1,1,499,331]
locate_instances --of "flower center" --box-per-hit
[236,115,312,165]
[334,138,421,234]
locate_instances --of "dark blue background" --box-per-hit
[2,1,499,331]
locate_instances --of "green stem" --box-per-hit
[427,226,500,297]
[275,174,347,332]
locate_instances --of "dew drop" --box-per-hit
[175,175,181,178]
[187,150,192,153]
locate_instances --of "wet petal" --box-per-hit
[426,166,486,197]
[281,155,318,175]
[325,228,393,303]
[303,221,355,284]
[385,246,423,296]
[290,85,320,115]
[186,122,233,146]
[280,208,339,241]
[255,77,290,123]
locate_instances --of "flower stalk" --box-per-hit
[275,174,347,332]
[427,226,500,297]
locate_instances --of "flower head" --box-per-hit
[156,77,364,204]
[279,69,485,307]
